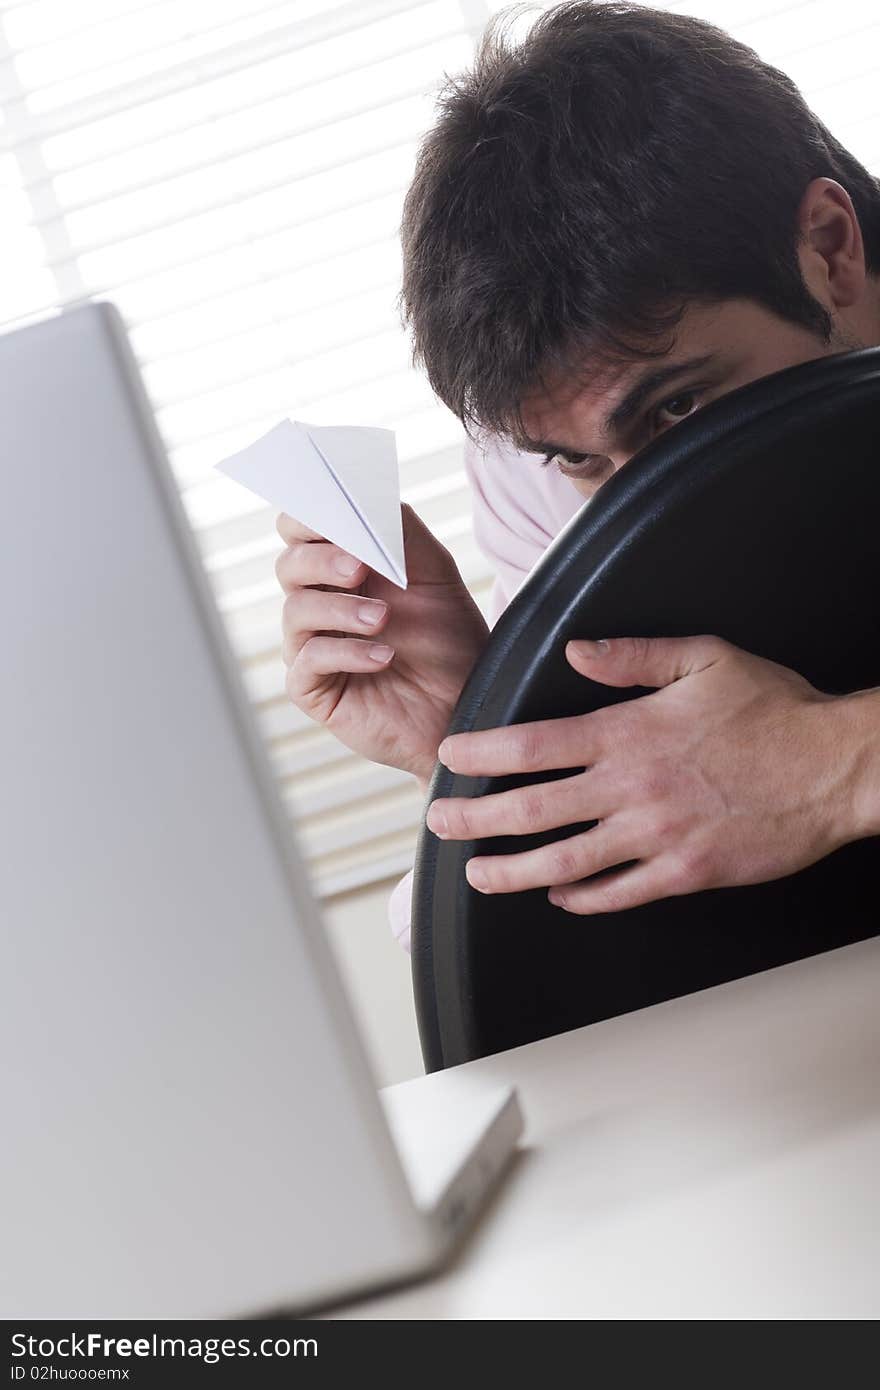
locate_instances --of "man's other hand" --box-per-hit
[427,635,864,913]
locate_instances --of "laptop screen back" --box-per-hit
[0,305,428,1318]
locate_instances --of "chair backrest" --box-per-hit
[412,348,880,1071]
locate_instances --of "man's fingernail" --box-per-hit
[368,644,394,662]
[358,601,386,626]
[335,553,361,577]
[548,888,566,907]
[427,806,448,837]
[467,861,489,891]
[438,739,454,769]
[571,638,610,656]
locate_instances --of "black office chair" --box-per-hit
[411,348,880,1072]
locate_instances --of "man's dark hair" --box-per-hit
[399,1,880,443]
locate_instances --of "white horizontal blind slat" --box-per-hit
[143,294,404,415]
[25,129,420,267]
[12,70,455,221]
[49,165,415,298]
[0,0,441,134]
[0,1,308,95]
[299,794,422,862]
[317,849,420,900]
[0,0,196,43]
[0,194,408,332]
[284,763,414,820]
[10,26,461,197]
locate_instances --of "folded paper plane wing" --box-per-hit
[215,419,407,588]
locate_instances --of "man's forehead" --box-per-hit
[518,357,634,441]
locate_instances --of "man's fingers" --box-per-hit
[286,636,394,701]
[438,712,605,777]
[546,858,678,915]
[464,821,637,895]
[426,770,614,841]
[281,591,388,664]
[275,540,367,592]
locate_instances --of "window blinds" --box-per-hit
[2,0,877,898]
[1,0,496,898]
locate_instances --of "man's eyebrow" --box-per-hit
[603,352,717,437]
[517,350,717,458]
[522,352,718,459]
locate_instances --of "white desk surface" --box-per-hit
[340,937,880,1319]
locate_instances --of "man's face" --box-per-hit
[518,297,864,500]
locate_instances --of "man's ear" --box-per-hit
[796,177,866,311]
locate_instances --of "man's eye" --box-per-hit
[541,451,604,477]
[541,451,587,469]
[652,391,700,431]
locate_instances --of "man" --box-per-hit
[275,2,880,950]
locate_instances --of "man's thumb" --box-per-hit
[565,635,725,689]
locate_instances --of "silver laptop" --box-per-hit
[0,303,521,1319]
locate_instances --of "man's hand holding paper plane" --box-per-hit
[217,419,489,787]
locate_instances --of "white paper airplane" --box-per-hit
[215,419,407,588]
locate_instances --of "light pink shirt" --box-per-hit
[389,435,585,951]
